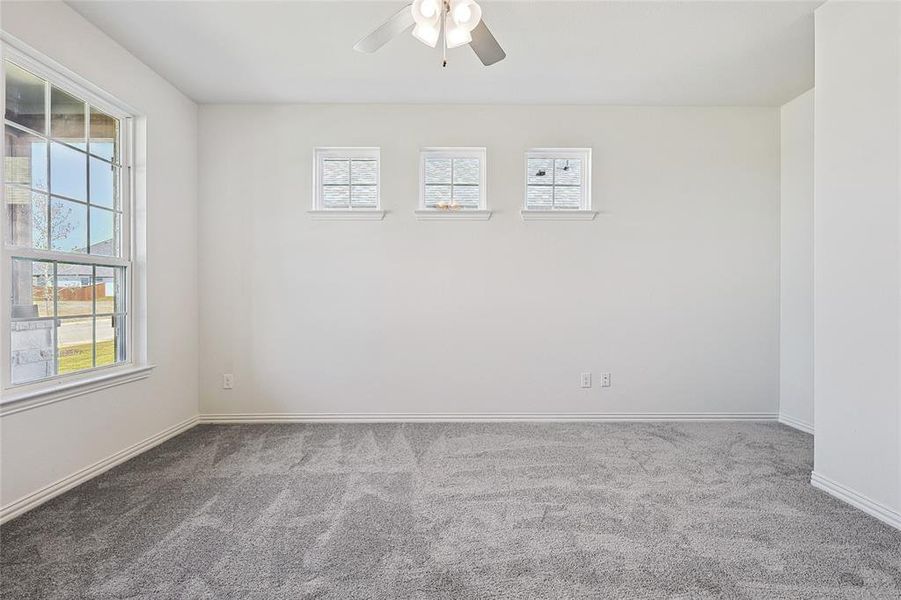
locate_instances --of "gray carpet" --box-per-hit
[1,422,900,599]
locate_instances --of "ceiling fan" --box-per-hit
[353,0,506,67]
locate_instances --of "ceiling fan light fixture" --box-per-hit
[445,15,472,49]
[450,0,482,32]
[412,22,441,47]
[353,0,505,67]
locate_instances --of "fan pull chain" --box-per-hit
[442,0,448,67]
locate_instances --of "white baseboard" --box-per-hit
[778,412,814,434]
[198,412,778,424]
[0,415,198,525]
[811,471,901,531]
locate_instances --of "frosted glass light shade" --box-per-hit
[412,22,440,47]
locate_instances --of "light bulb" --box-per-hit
[444,16,472,49]
[412,0,440,25]
[452,4,471,25]
[412,22,440,48]
[420,0,437,19]
[448,0,481,32]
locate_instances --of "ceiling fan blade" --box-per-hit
[353,4,415,53]
[469,20,506,66]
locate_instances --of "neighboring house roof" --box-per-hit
[53,239,117,276]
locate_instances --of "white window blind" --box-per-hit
[524,149,591,211]
[419,148,487,212]
[313,148,380,211]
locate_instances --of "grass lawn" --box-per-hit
[59,340,117,373]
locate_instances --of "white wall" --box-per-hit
[0,2,199,509]
[198,105,780,418]
[813,1,901,520]
[779,89,814,432]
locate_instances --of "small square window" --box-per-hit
[312,148,382,216]
[418,148,488,218]
[524,148,592,214]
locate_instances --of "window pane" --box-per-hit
[350,185,377,208]
[11,258,54,319]
[10,319,55,384]
[555,158,581,186]
[424,184,451,207]
[50,86,86,149]
[89,208,117,256]
[5,62,46,134]
[350,159,377,185]
[95,314,124,367]
[89,107,118,162]
[57,316,93,374]
[321,159,349,185]
[7,186,49,249]
[50,142,87,201]
[95,266,124,314]
[322,185,350,208]
[49,197,88,253]
[453,158,480,185]
[526,186,553,210]
[453,185,480,208]
[527,158,553,186]
[554,186,582,209]
[5,125,48,191]
[424,158,451,184]
[89,156,118,209]
[56,263,94,317]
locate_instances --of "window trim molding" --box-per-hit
[414,209,491,221]
[0,364,155,415]
[520,209,598,221]
[311,146,383,215]
[418,147,489,217]
[522,147,596,218]
[1,36,148,396]
[1,33,139,119]
[308,210,386,221]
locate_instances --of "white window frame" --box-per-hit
[310,147,384,220]
[522,148,597,221]
[1,35,151,412]
[416,147,490,220]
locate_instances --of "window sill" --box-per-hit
[415,209,492,221]
[520,210,599,221]
[308,210,385,221]
[0,364,155,416]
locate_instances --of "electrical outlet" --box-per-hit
[223,373,234,390]
[580,372,592,388]
[601,372,611,387]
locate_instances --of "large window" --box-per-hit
[3,55,132,387]
[417,147,489,219]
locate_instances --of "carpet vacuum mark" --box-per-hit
[2,422,900,599]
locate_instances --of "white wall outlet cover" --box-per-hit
[601,373,611,387]
[580,372,592,388]
[223,374,234,389]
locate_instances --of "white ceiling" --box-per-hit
[67,0,818,106]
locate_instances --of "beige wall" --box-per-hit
[813,1,901,516]
[779,89,815,431]
[0,1,199,508]
[198,104,780,417]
